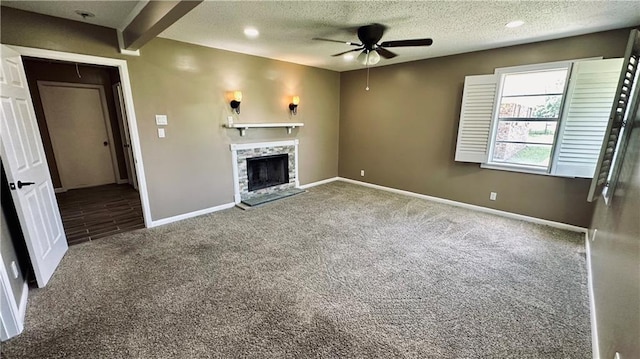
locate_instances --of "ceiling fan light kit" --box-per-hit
[357,50,381,65]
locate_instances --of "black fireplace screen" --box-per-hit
[246,154,289,191]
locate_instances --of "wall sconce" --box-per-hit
[230,91,242,114]
[289,96,300,115]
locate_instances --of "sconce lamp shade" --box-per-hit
[289,95,300,115]
[230,91,242,114]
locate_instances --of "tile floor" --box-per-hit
[56,184,144,245]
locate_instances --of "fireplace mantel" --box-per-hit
[224,122,304,136]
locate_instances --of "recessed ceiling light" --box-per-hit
[244,27,259,39]
[506,20,525,28]
[74,10,95,20]
[344,54,354,61]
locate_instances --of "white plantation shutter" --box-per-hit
[551,58,624,178]
[455,74,497,163]
[588,29,640,202]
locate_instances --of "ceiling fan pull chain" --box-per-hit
[366,63,370,91]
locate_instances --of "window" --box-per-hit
[455,58,624,179]
[490,66,569,170]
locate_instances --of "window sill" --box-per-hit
[480,163,551,176]
[480,163,591,179]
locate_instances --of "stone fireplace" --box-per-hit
[230,140,299,203]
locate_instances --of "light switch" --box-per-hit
[158,128,166,138]
[155,114,168,126]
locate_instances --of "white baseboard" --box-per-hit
[337,177,587,233]
[585,235,600,359]
[117,179,129,184]
[149,202,236,228]
[54,187,67,193]
[299,177,339,189]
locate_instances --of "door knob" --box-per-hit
[11,180,35,189]
[18,181,35,189]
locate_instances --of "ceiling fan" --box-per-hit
[313,23,433,66]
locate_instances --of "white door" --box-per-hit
[38,82,118,189]
[113,83,138,190]
[0,45,67,288]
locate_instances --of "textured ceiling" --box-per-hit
[3,1,639,72]
[159,1,640,71]
[1,0,144,30]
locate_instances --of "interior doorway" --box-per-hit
[22,58,145,245]
[39,82,120,189]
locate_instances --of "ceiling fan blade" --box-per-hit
[331,48,364,57]
[376,47,397,59]
[313,37,362,47]
[379,38,433,48]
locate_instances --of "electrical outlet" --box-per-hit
[158,128,166,138]
[360,170,365,177]
[489,192,497,201]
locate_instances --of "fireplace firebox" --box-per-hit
[246,154,289,192]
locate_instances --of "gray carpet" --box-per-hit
[1,182,590,358]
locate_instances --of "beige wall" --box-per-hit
[589,94,640,357]
[339,29,631,227]
[1,7,340,221]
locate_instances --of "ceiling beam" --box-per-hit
[120,0,203,52]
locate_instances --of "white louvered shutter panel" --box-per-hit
[455,74,497,163]
[551,59,624,178]
[588,29,640,201]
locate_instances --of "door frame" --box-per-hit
[6,45,152,227]
[37,81,123,190]
[112,82,138,190]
